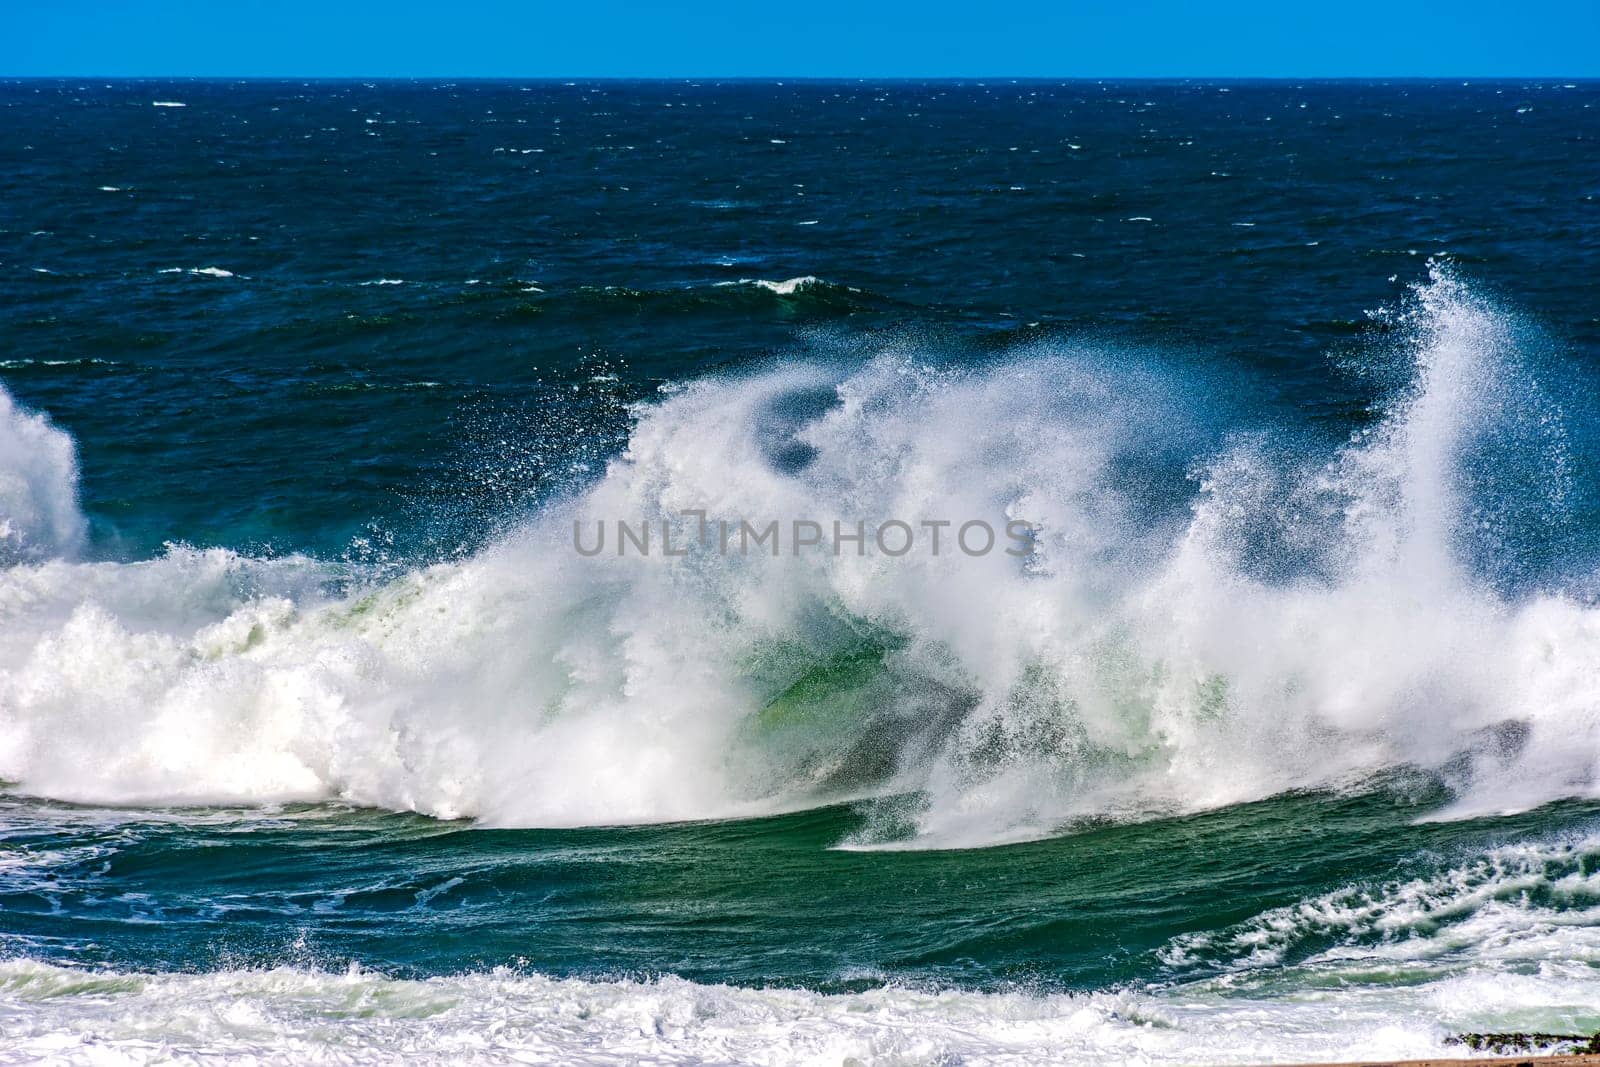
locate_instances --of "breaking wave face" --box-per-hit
[3,265,1600,843]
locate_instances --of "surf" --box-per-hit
[2,265,1599,845]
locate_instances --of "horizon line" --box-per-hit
[5,73,1597,83]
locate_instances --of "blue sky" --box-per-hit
[9,1,1599,78]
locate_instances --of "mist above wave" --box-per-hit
[1,266,1597,845]
[0,388,84,565]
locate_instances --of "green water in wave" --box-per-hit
[4,786,1598,996]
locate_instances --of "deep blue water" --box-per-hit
[4,80,1595,558]
[2,80,1600,1063]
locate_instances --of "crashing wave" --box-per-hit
[0,386,85,565]
[3,267,1600,844]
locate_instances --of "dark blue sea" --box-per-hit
[1,79,1599,1064]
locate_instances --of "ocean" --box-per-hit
[2,78,1599,1064]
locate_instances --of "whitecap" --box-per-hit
[2,268,1599,847]
[0,949,1588,1066]
[751,276,822,295]
[0,385,85,565]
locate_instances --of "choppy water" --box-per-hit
[2,79,1599,1064]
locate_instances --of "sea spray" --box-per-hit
[0,386,84,565]
[2,267,1598,842]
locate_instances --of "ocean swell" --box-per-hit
[3,267,1600,844]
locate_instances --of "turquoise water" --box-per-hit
[3,79,1600,1063]
[5,787,1600,989]
[6,789,1600,1061]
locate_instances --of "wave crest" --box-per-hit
[4,268,1600,845]
[0,386,85,565]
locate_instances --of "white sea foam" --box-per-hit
[0,359,114,370]
[1163,832,1600,975]
[0,386,85,565]
[0,960,1256,1066]
[159,266,237,278]
[2,268,1600,841]
[5,825,1600,1061]
[713,276,861,297]
[713,276,836,295]
[751,275,822,294]
[0,912,1595,1067]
